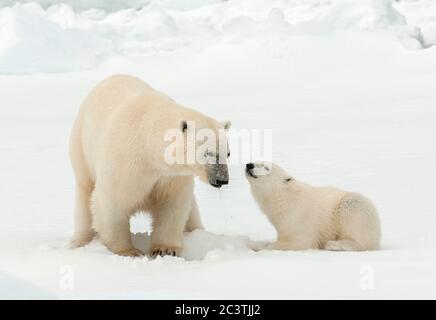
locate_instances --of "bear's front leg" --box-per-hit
[150,200,191,258]
[149,176,193,258]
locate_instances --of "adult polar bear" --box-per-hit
[70,75,230,257]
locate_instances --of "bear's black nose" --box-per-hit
[211,179,229,188]
[216,179,228,186]
[246,163,254,170]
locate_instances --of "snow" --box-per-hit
[0,4,113,73]
[394,0,436,46]
[0,0,434,73]
[1,0,436,299]
[0,0,152,12]
[0,272,55,299]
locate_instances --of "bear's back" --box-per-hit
[76,75,155,178]
[82,75,153,116]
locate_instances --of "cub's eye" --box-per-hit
[227,151,230,158]
[283,177,294,183]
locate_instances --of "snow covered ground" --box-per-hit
[0,0,436,299]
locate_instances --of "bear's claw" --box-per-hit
[150,246,180,258]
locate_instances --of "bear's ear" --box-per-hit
[222,120,231,131]
[180,120,188,132]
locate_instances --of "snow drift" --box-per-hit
[0,4,112,73]
[0,0,432,74]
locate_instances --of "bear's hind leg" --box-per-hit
[71,183,96,248]
[334,193,381,251]
[91,188,143,257]
[70,123,96,248]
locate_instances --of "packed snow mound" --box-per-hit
[292,0,424,49]
[0,4,112,73]
[0,0,150,12]
[393,0,436,46]
[131,230,266,261]
[0,0,223,11]
[320,0,406,31]
[0,0,432,73]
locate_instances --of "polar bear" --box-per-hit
[70,75,231,257]
[245,162,381,251]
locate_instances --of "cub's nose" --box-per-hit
[246,163,254,170]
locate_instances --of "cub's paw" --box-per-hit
[248,241,269,252]
[149,245,181,258]
[324,240,360,251]
[115,248,144,257]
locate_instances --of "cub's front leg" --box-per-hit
[149,176,193,258]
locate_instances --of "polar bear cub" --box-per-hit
[246,162,381,251]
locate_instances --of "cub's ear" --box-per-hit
[283,177,294,183]
[222,120,231,131]
[180,120,188,132]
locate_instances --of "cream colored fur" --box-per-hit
[246,162,381,251]
[69,75,229,257]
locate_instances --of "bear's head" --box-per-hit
[159,111,231,188]
[245,161,295,195]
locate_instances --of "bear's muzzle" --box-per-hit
[208,163,229,188]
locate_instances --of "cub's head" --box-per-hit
[245,161,294,194]
[163,115,231,188]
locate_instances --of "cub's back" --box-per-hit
[313,187,347,215]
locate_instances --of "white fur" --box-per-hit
[70,75,229,257]
[246,162,381,251]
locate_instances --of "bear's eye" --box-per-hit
[283,177,294,183]
[227,151,230,158]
